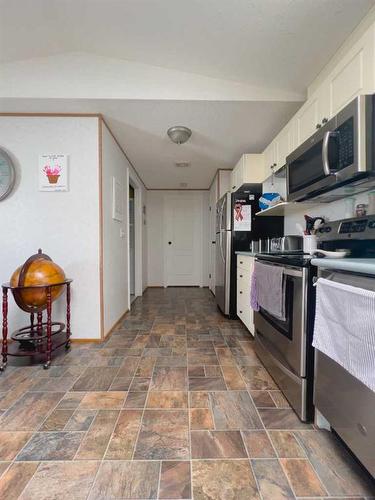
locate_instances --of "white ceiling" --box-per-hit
[1,0,374,94]
[1,0,374,188]
[0,98,301,189]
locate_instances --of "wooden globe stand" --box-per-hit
[1,279,72,371]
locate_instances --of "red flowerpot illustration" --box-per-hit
[43,165,62,185]
[47,174,60,184]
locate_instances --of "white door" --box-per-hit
[164,195,202,286]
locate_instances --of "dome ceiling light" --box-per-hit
[167,126,192,145]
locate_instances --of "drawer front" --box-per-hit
[237,305,250,325]
[237,254,254,271]
[237,269,251,294]
[237,292,254,334]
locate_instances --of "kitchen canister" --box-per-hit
[303,235,317,255]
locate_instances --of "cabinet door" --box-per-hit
[296,97,319,144]
[316,81,331,125]
[330,27,374,115]
[263,143,276,178]
[242,154,266,183]
[218,170,231,197]
[230,167,238,192]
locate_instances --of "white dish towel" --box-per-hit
[313,277,375,392]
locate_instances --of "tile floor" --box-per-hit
[0,287,374,499]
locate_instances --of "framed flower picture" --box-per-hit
[39,154,69,192]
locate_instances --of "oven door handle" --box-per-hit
[256,261,303,278]
[322,131,339,176]
[256,331,302,384]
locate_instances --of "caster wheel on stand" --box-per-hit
[0,362,6,372]
[43,361,51,370]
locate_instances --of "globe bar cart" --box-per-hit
[1,250,72,371]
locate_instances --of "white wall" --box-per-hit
[101,125,129,333]
[147,190,209,287]
[0,116,100,339]
[101,124,147,334]
[284,190,372,235]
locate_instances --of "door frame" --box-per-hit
[128,172,143,307]
[163,192,203,288]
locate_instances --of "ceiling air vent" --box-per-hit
[175,161,191,168]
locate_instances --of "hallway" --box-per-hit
[0,288,373,499]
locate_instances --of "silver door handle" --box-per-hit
[322,131,339,176]
[219,233,225,263]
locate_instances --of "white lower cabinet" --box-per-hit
[236,254,254,335]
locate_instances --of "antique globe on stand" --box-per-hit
[10,249,65,312]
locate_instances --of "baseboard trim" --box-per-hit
[104,309,129,340]
[71,338,102,344]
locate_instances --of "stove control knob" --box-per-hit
[368,220,375,229]
[324,226,332,232]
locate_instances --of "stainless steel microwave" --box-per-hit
[286,95,375,202]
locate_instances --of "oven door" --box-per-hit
[254,264,307,377]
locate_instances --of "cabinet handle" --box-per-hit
[322,117,328,124]
[240,261,243,264]
[239,274,243,278]
[239,310,243,314]
[316,123,322,129]
[232,185,236,189]
[240,291,243,294]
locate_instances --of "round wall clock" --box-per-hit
[0,148,16,201]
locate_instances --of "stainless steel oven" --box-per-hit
[287,95,375,202]
[254,258,315,421]
[314,268,375,478]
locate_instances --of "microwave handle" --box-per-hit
[322,131,339,176]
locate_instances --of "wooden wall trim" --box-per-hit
[98,117,104,340]
[104,308,129,340]
[0,112,101,117]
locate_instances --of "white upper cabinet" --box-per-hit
[296,95,320,144]
[329,25,375,115]
[231,154,266,191]
[261,19,375,162]
[218,170,231,198]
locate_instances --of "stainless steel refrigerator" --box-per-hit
[215,192,232,315]
[215,185,283,318]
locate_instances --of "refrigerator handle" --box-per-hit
[219,231,225,263]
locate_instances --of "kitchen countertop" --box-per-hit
[311,258,375,275]
[235,251,256,256]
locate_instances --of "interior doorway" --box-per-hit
[129,184,136,304]
[164,194,203,286]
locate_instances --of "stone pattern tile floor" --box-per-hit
[0,287,374,499]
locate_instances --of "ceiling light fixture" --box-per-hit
[167,126,192,145]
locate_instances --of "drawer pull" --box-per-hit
[239,310,243,314]
[239,274,243,278]
[240,261,243,264]
[239,291,243,294]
